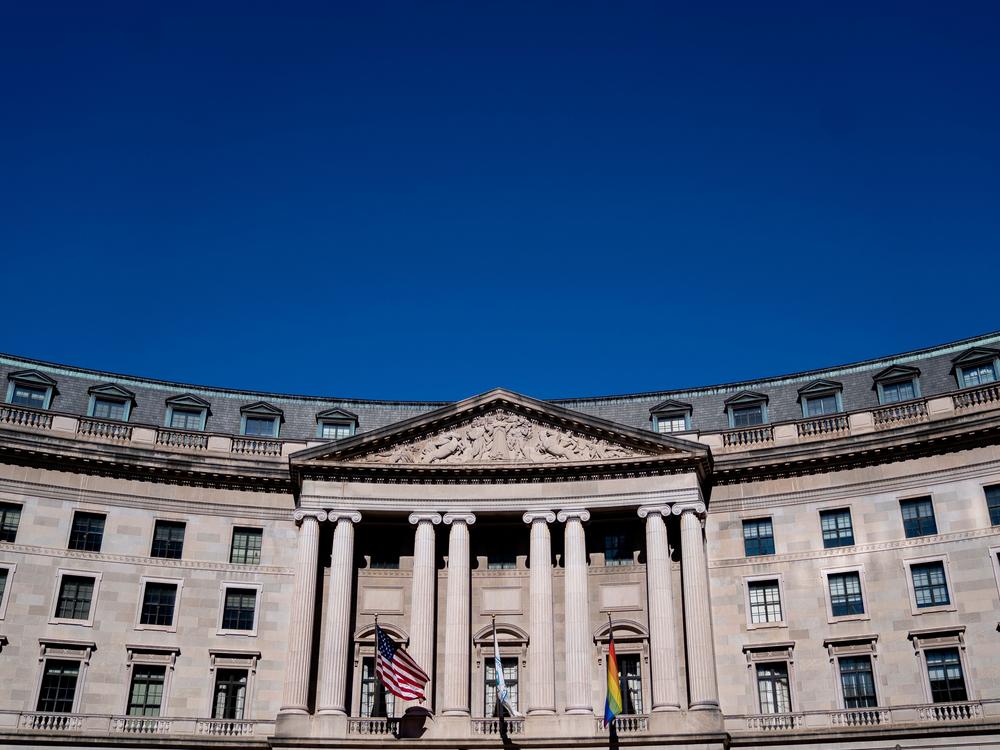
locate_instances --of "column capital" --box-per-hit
[408,511,442,525]
[293,509,328,524]
[557,508,590,523]
[522,510,556,524]
[671,501,707,519]
[327,509,362,524]
[443,512,476,525]
[637,505,672,519]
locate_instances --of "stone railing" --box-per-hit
[471,717,525,735]
[110,717,172,733]
[744,713,804,731]
[954,383,1000,410]
[594,715,648,734]
[347,718,400,736]
[917,701,983,722]
[196,719,255,736]
[155,427,209,450]
[18,713,84,732]
[0,405,53,430]
[829,708,890,727]
[872,399,928,429]
[231,437,283,456]
[796,413,850,439]
[78,417,133,442]
[722,425,774,448]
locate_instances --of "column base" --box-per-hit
[274,711,312,737]
[523,712,595,739]
[311,712,349,739]
[652,703,682,712]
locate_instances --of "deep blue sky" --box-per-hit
[2,2,998,400]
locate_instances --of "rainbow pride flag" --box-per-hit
[603,626,623,726]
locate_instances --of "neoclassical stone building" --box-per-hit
[2,332,1000,749]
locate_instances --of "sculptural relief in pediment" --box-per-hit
[356,410,654,465]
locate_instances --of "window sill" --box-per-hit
[134,623,177,633]
[827,614,870,624]
[49,617,94,628]
[911,605,957,616]
[216,629,258,638]
[747,622,787,631]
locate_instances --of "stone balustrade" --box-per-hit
[231,436,283,456]
[0,404,53,430]
[954,383,1000,410]
[472,717,525,735]
[2,712,273,737]
[872,399,928,429]
[730,700,989,733]
[829,708,890,726]
[196,719,255,736]
[155,427,209,450]
[78,417,133,442]
[917,701,983,722]
[796,413,850,438]
[594,715,648,734]
[722,425,774,447]
[744,713,804,731]
[110,717,172,733]
[347,717,400,735]
[18,712,84,732]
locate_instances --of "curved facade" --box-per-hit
[1,332,1000,749]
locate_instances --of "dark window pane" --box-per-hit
[0,568,8,604]
[128,665,166,716]
[37,660,79,712]
[900,498,937,538]
[986,485,1000,526]
[604,534,632,566]
[748,580,783,623]
[487,550,516,569]
[911,562,950,608]
[11,384,48,408]
[361,656,396,717]
[839,656,877,708]
[756,662,791,714]
[321,422,353,439]
[56,575,94,620]
[93,398,126,421]
[820,509,854,548]
[806,394,839,416]
[68,511,106,552]
[243,416,275,436]
[828,572,865,617]
[962,363,997,387]
[150,521,185,559]
[140,582,177,626]
[743,518,775,556]
[485,656,519,716]
[926,648,967,703]
[881,380,915,404]
[732,404,764,427]
[0,502,21,543]
[213,668,248,719]
[169,408,203,430]
[222,588,257,630]
[230,528,262,565]
[617,654,643,715]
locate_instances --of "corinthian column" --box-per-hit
[280,509,327,715]
[637,506,680,712]
[557,508,592,715]
[672,501,719,710]
[523,510,556,715]
[317,510,362,715]
[407,512,441,710]
[441,512,475,716]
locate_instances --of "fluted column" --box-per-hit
[280,510,327,714]
[523,510,556,715]
[317,510,362,715]
[672,501,719,710]
[637,506,680,712]
[407,512,441,710]
[441,512,475,716]
[558,508,592,714]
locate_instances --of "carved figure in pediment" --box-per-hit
[465,424,488,461]
[537,428,577,460]
[422,434,463,462]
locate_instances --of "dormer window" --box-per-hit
[725,392,769,428]
[316,408,359,440]
[87,384,135,422]
[240,402,283,438]
[797,380,844,418]
[164,394,210,432]
[6,370,56,410]
[873,366,921,405]
[649,400,692,434]
[952,348,999,388]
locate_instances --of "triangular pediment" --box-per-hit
[724,390,768,406]
[165,393,211,409]
[797,379,843,397]
[952,347,999,366]
[88,383,136,401]
[650,399,692,415]
[8,369,57,387]
[240,401,284,418]
[316,407,359,423]
[872,365,920,383]
[291,388,709,475]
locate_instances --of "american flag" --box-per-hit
[375,624,429,701]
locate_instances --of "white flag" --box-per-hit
[493,620,521,717]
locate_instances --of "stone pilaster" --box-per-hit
[317,510,362,715]
[279,509,327,715]
[407,511,442,711]
[557,508,592,715]
[523,510,556,715]
[672,501,719,710]
[637,505,680,712]
[441,512,475,716]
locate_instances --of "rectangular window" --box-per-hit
[881,380,916,404]
[150,520,186,559]
[169,408,203,431]
[230,528,263,565]
[360,656,395,717]
[656,415,687,434]
[485,656,519,716]
[0,501,21,543]
[732,404,764,427]
[212,668,248,719]
[369,550,400,569]
[140,582,178,627]
[805,393,839,417]
[68,511,106,552]
[962,363,997,387]
[127,665,166,716]
[839,656,877,708]
[11,384,48,408]
[618,653,643,715]
[603,534,631,566]
[926,648,968,703]
[820,509,854,548]
[828,572,865,617]
[243,416,276,437]
[986,485,1000,526]
[321,422,354,440]
[743,518,775,556]
[221,588,257,631]
[900,497,937,538]
[36,660,80,713]
[487,550,517,569]
[748,580,783,624]
[55,575,95,620]
[756,662,791,714]
[0,568,8,607]
[92,397,127,421]
[911,562,950,608]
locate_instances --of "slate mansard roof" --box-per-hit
[2,330,999,440]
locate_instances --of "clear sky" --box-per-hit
[2,2,997,401]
